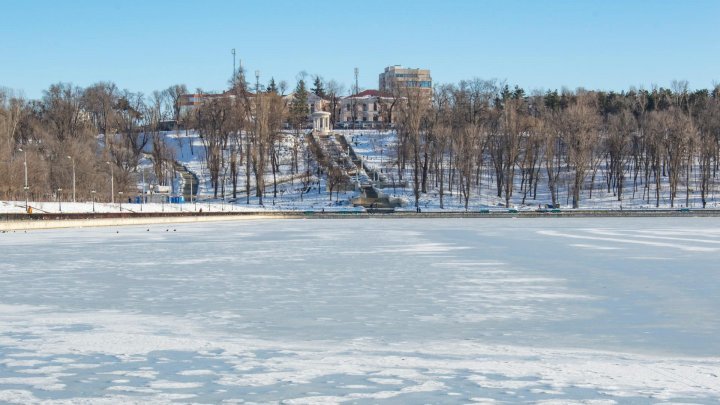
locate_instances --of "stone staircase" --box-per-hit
[173,162,198,201]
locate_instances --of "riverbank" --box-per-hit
[2,209,720,231]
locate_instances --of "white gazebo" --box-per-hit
[312,111,331,135]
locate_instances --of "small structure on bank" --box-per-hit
[351,185,402,212]
[312,111,331,135]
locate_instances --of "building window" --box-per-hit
[363,104,368,112]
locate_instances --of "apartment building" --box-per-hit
[177,92,236,115]
[379,65,432,96]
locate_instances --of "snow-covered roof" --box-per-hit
[345,90,393,99]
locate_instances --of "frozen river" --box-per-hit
[1,218,719,403]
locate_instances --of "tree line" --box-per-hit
[3,76,720,209]
[0,82,189,202]
[0,69,330,204]
[394,80,720,209]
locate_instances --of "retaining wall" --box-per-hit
[2,209,719,231]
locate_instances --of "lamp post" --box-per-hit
[57,188,62,212]
[105,161,114,203]
[66,155,75,203]
[189,175,194,209]
[91,190,96,213]
[118,191,124,212]
[142,167,146,209]
[18,148,28,212]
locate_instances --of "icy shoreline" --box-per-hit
[3,208,720,231]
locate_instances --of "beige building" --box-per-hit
[379,65,432,96]
[337,90,395,129]
[178,91,237,115]
[283,92,329,116]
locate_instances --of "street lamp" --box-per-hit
[141,167,146,210]
[91,190,96,213]
[105,161,114,203]
[18,148,28,212]
[57,188,63,212]
[118,191,124,212]
[66,156,75,202]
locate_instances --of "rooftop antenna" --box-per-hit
[352,67,359,130]
[354,67,359,95]
[231,48,236,83]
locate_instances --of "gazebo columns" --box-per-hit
[312,111,332,135]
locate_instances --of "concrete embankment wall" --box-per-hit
[0,213,282,231]
[2,209,720,231]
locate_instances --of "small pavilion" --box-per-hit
[312,111,331,135]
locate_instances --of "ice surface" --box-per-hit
[1,218,719,403]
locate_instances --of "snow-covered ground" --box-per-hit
[166,130,358,212]
[346,131,720,211]
[1,218,719,403]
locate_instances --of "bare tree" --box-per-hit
[164,84,188,131]
[397,87,430,210]
[561,94,600,208]
[325,79,345,127]
[196,98,232,198]
[83,82,118,139]
[605,110,634,202]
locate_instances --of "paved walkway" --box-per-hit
[173,162,198,201]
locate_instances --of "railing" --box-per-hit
[3,208,720,223]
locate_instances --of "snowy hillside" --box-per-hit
[4,128,720,214]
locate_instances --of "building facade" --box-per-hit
[178,92,237,116]
[282,92,329,116]
[379,65,432,96]
[337,90,395,129]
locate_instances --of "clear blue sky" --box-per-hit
[2,0,718,100]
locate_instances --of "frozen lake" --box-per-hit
[1,218,719,403]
